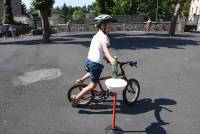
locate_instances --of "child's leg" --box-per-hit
[76,72,90,83]
[72,82,96,107]
[72,60,102,107]
[76,82,96,99]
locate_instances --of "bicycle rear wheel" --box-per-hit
[122,79,140,105]
[67,84,93,106]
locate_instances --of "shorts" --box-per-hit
[85,59,104,83]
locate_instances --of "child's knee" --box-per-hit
[89,83,97,89]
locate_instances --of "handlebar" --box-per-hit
[106,60,138,68]
[118,61,137,68]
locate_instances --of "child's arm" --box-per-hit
[103,56,109,63]
[102,43,116,65]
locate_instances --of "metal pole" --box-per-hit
[105,93,123,134]
[156,0,158,22]
[112,94,117,129]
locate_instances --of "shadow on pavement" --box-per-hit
[0,38,43,45]
[79,98,177,123]
[0,32,199,50]
[52,32,200,50]
[78,98,176,134]
[123,122,167,134]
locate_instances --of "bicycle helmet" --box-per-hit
[94,14,116,28]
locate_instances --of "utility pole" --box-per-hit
[156,0,158,22]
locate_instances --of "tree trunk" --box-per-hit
[168,0,185,36]
[40,9,51,43]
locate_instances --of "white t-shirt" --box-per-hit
[87,30,110,65]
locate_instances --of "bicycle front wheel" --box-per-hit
[123,79,140,105]
[67,84,93,106]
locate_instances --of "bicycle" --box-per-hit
[67,60,140,107]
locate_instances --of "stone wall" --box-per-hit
[51,22,171,33]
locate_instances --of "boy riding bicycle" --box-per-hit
[71,14,117,107]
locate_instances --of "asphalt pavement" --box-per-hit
[0,31,200,134]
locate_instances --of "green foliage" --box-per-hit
[136,0,161,20]
[21,3,27,15]
[91,0,176,21]
[73,10,85,21]
[112,0,138,15]
[61,3,69,22]
[95,0,115,15]
[31,0,55,10]
[3,0,14,24]
[159,0,174,21]
[182,0,191,16]
[112,0,175,21]
[56,6,60,11]
[59,3,89,22]
[56,0,189,22]
[0,17,3,25]
[87,2,96,14]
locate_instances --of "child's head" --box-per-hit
[94,14,116,34]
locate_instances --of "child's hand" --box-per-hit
[110,58,117,65]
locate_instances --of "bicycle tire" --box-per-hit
[67,84,93,106]
[122,79,140,105]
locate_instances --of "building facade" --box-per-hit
[0,0,22,17]
[188,0,200,23]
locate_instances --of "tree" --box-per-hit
[31,0,55,43]
[136,0,159,20]
[87,2,96,14]
[159,0,174,21]
[95,0,115,15]
[168,0,185,36]
[60,3,90,22]
[0,17,3,25]
[112,0,138,15]
[182,0,191,17]
[73,9,85,22]
[3,0,14,24]
[56,6,60,11]
[61,3,68,23]
[21,2,27,16]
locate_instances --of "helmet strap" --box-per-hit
[101,23,107,35]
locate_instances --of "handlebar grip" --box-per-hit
[130,61,137,67]
[134,62,138,67]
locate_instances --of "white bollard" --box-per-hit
[105,78,127,134]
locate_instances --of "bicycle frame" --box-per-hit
[67,60,139,106]
[96,63,129,93]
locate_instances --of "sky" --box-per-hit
[22,0,95,8]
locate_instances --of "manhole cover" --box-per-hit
[18,68,62,85]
